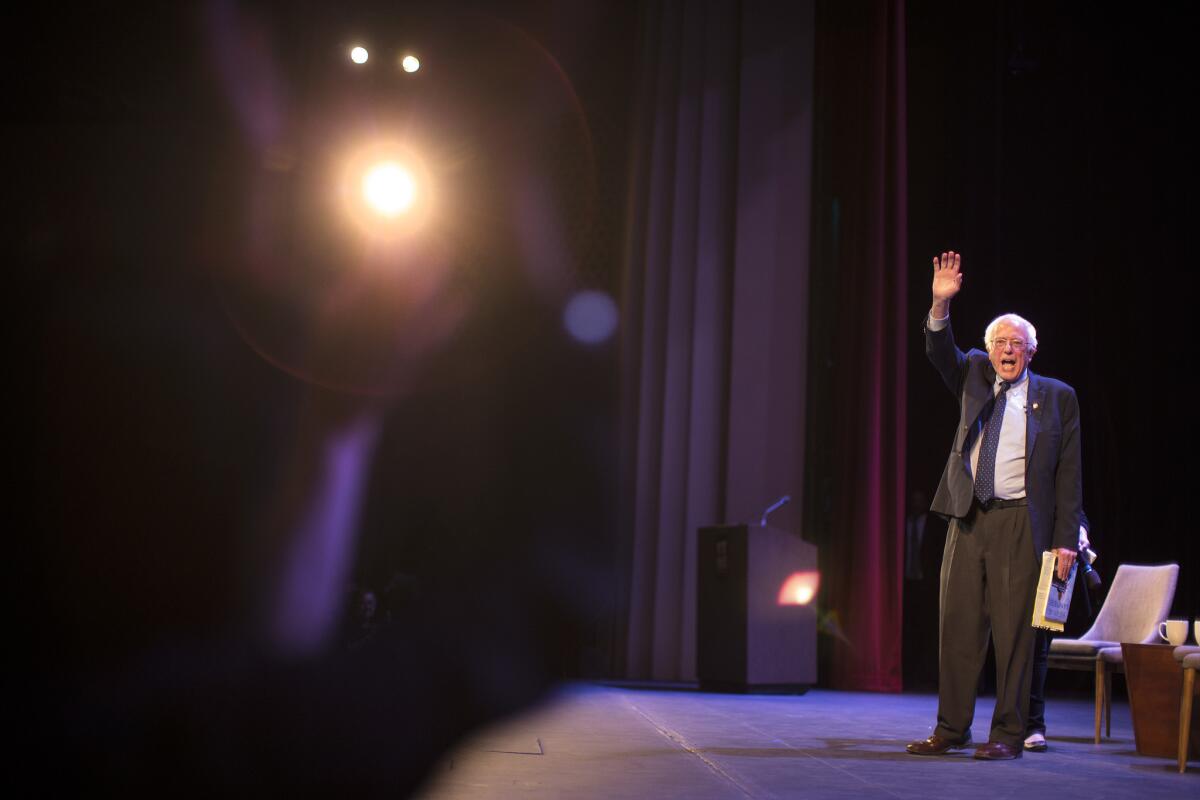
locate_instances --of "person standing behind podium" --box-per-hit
[1025,512,1092,752]
[906,250,1082,761]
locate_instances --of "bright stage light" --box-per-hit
[350,46,369,64]
[400,54,420,73]
[338,143,433,238]
[362,162,416,217]
[777,571,820,606]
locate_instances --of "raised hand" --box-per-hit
[932,251,963,302]
[930,251,962,319]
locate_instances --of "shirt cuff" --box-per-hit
[927,312,949,331]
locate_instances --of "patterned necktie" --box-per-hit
[974,380,1012,504]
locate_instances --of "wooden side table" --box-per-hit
[1122,642,1200,760]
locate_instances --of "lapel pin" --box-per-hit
[1032,402,1039,410]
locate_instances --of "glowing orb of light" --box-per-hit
[563,290,618,344]
[777,570,820,606]
[362,162,417,217]
[350,46,369,64]
[401,54,420,73]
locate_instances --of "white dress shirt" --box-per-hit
[928,312,1028,499]
[968,372,1028,499]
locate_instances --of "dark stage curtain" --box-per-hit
[903,2,1197,653]
[807,0,908,691]
[618,0,815,682]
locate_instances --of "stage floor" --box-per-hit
[418,683,1194,798]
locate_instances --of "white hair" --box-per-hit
[984,313,1038,353]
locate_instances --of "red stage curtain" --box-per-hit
[811,0,908,692]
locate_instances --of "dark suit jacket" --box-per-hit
[926,320,1082,556]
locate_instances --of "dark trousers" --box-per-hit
[934,503,1039,748]
[1027,628,1051,735]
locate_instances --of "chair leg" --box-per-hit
[1094,658,1105,744]
[1181,667,1196,774]
[1105,667,1113,739]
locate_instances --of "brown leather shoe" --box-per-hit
[905,734,970,755]
[973,741,1022,760]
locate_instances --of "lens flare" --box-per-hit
[362,162,416,217]
[563,290,617,344]
[350,46,368,64]
[401,54,420,73]
[777,571,820,606]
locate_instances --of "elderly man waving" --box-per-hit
[907,251,1082,761]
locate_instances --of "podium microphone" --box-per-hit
[759,495,791,527]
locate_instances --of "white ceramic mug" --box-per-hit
[1159,618,1187,646]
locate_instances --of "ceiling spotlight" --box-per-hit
[400,54,420,73]
[350,46,369,64]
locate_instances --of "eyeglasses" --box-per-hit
[991,338,1027,351]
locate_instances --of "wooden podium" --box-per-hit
[697,524,818,692]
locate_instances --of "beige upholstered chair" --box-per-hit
[1175,647,1200,773]
[1047,563,1179,743]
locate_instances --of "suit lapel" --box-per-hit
[959,359,995,473]
[1026,372,1045,458]
[964,360,996,431]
